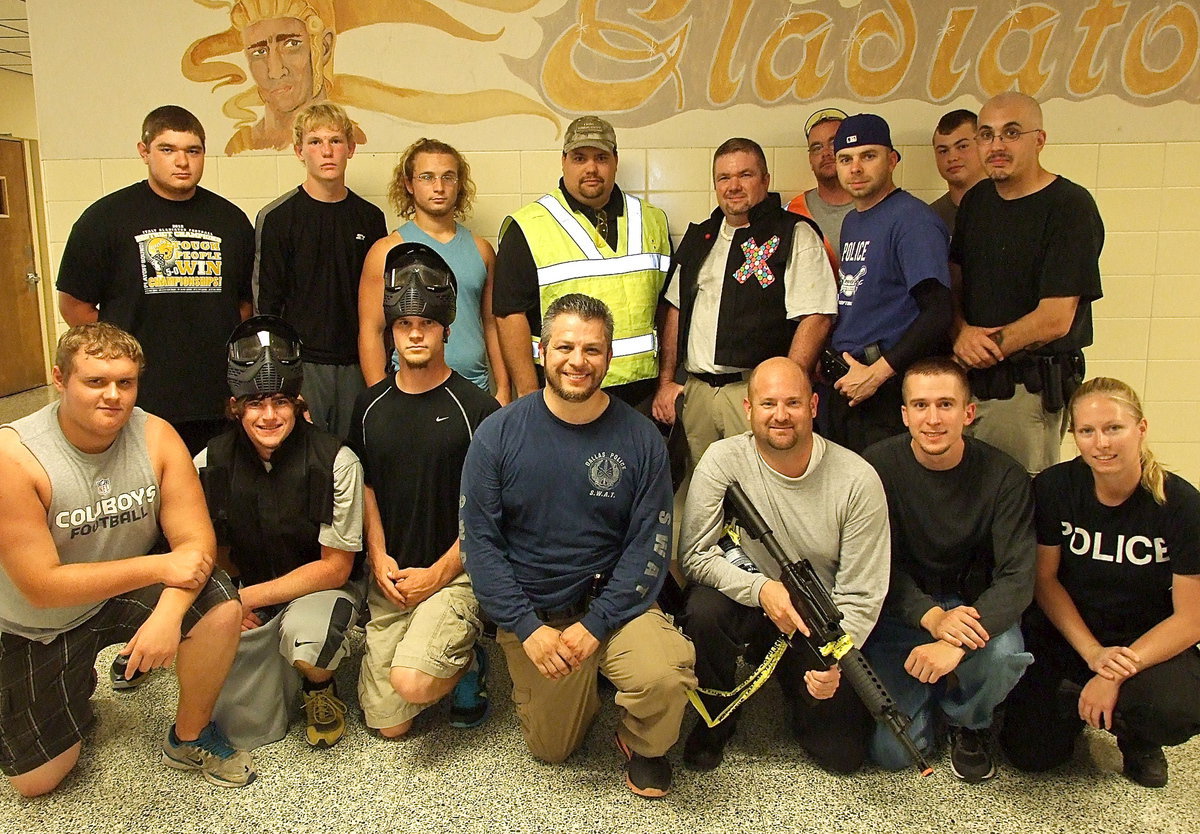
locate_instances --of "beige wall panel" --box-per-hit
[1159,189,1200,232]
[1151,275,1200,318]
[41,159,103,204]
[1144,361,1200,402]
[1097,144,1165,189]
[1148,319,1200,360]
[1093,276,1153,320]
[648,148,712,193]
[1094,190,1163,234]
[1156,232,1200,275]
[1162,144,1200,188]
[466,152,522,196]
[1040,145,1099,189]
[1100,232,1157,276]
[1090,319,1150,361]
[1152,443,1200,488]
[100,158,149,195]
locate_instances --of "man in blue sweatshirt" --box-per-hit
[461,293,696,798]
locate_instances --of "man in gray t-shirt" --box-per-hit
[0,322,253,796]
[786,107,855,265]
[678,357,890,775]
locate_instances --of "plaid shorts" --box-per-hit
[0,571,237,777]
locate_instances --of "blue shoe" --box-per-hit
[448,644,490,728]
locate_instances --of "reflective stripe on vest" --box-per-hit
[513,191,670,386]
[532,332,657,360]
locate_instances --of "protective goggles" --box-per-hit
[229,329,302,365]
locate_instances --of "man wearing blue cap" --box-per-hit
[821,113,953,454]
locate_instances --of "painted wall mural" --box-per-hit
[182,0,561,153]
[513,0,1198,124]
[179,0,1198,151]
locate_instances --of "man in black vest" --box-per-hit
[199,315,365,750]
[655,137,837,469]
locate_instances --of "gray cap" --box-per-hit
[563,115,617,155]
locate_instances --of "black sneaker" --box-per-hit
[1119,739,1168,788]
[110,653,148,691]
[615,734,672,798]
[949,726,996,782]
[683,719,734,771]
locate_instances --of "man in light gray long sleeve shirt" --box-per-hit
[678,357,890,775]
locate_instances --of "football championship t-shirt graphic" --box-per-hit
[137,226,225,293]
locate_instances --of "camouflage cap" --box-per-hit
[563,115,617,155]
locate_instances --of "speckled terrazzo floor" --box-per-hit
[4,635,1197,834]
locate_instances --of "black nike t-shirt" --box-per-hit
[1035,457,1200,645]
[348,371,498,569]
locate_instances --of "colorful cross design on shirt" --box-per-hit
[734,236,780,288]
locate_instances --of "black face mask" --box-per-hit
[383,261,457,328]
[226,316,304,399]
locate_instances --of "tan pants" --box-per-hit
[358,574,481,729]
[681,375,750,469]
[968,382,1067,475]
[497,608,697,763]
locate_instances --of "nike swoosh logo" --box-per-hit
[436,416,450,422]
[294,639,320,648]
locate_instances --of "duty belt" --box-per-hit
[691,371,744,387]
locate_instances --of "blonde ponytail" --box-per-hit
[1068,377,1167,505]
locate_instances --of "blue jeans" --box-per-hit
[863,598,1034,770]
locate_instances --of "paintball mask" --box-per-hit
[226,315,304,399]
[382,242,457,328]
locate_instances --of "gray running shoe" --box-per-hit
[162,723,256,788]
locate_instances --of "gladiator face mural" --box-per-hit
[182,0,559,154]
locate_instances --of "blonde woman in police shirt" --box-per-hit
[1000,377,1200,788]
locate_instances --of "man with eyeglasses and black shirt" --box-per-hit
[951,92,1104,475]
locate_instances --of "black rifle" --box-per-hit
[725,481,933,775]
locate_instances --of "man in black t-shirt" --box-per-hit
[57,106,253,456]
[348,243,499,738]
[862,358,1035,782]
[950,92,1104,475]
[254,102,387,440]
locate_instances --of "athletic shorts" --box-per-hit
[213,578,366,750]
[0,572,238,776]
[358,573,481,729]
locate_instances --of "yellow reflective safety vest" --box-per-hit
[504,190,671,387]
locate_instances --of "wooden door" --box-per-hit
[0,138,46,397]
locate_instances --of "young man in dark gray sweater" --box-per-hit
[862,356,1036,782]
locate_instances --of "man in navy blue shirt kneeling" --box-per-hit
[460,293,696,798]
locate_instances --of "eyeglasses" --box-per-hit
[414,172,458,184]
[808,140,835,155]
[975,127,1040,145]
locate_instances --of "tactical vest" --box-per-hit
[675,196,819,370]
[201,419,340,587]
[504,191,671,387]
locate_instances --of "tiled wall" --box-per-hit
[40,141,1200,484]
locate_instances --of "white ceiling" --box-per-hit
[0,0,29,76]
